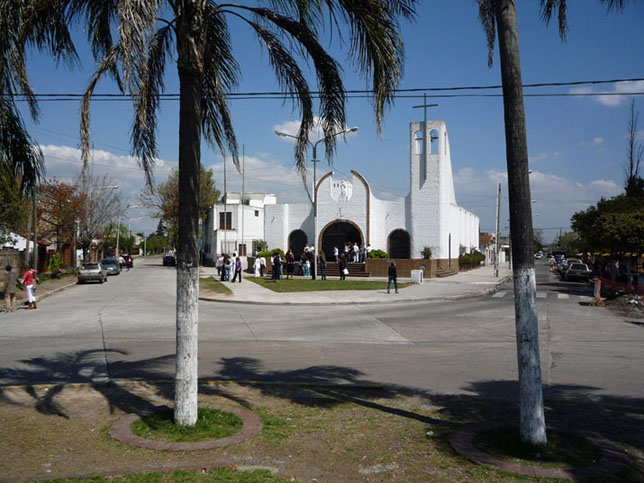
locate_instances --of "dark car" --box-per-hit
[121,254,133,269]
[101,258,121,276]
[163,253,176,266]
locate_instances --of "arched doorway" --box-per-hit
[388,229,411,259]
[288,229,308,258]
[319,220,363,259]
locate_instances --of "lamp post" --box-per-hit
[116,203,138,258]
[275,126,358,280]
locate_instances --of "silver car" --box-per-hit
[101,258,121,276]
[78,263,108,284]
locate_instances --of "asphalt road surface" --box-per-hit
[1,257,642,407]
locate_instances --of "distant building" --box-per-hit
[204,119,480,264]
[203,192,276,262]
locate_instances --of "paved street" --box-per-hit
[0,257,642,408]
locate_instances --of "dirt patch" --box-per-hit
[605,293,644,321]
[0,381,642,481]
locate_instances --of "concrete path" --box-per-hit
[199,263,512,305]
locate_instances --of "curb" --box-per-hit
[1,281,78,313]
[199,274,512,306]
[109,405,263,451]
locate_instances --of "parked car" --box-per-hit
[101,258,121,276]
[534,251,544,259]
[121,254,133,269]
[565,263,592,282]
[163,253,176,266]
[560,258,582,276]
[78,263,108,284]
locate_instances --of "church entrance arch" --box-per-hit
[288,229,308,259]
[388,229,411,259]
[319,220,364,259]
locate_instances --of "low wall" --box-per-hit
[366,258,458,278]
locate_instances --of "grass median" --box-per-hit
[246,276,412,293]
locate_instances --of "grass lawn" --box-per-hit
[246,276,412,293]
[200,276,233,295]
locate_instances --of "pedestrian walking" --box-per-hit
[22,265,38,309]
[231,256,243,282]
[216,255,224,277]
[259,255,266,277]
[3,265,19,312]
[224,256,232,281]
[253,257,262,277]
[319,251,327,280]
[387,260,398,294]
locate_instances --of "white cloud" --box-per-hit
[569,80,644,107]
[579,136,604,146]
[273,116,358,145]
[453,167,624,240]
[40,144,176,235]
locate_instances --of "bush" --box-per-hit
[255,239,268,253]
[257,248,284,259]
[458,251,485,270]
[48,253,65,279]
[421,246,433,259]
[367,249,388,259]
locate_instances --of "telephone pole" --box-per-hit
[495,180,501,277]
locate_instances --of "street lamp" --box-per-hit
[116,203,138,259]
[275,126,358,280]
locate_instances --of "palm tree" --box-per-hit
[62,0,416,426]
[477,0,628,446]
[0,0,74,193]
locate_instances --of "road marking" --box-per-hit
[537,292,547,299]
[557,293,570,300]
[492,292,507,298]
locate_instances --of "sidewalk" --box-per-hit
[199,263,512,305]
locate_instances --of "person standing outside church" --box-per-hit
[231,256,242,283]
[339,254,347,280]
[387,260,398,294]
[318,251,327,280]
[3,265,19,312]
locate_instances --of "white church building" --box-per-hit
[204,120,479,264]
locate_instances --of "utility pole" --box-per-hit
[241,145,245,256]
[223,153,227,255]
[32,186,38,269]
[495,180,501,277]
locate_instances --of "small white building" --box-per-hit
[203,192,276,262]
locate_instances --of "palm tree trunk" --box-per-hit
[494,0,547,446]
[174,0,206,427]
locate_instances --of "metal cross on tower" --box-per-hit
[412,94,439,173]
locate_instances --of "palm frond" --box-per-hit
[239,15,317,173]
[231,6,343,170]
[539,0,568,39]
[132,25,173,186]
[477,0,496,67]
[202,8,240,169]
[67,0,119,61]
[0,97,45,193]
[80,45,121,170]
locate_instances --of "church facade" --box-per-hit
[263,120,479,261]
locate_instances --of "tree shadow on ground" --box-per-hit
[0,351,642,456]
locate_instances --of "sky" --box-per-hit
[18,1,644,242]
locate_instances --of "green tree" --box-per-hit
[624,100,644,198]
[0,170,30,242]
[139,166,221,249]
[476,0,629,446]
[572,195,644,258]
[65,0,414,426]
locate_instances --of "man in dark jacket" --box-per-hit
[387,261,398,294]
[318,251,327,280]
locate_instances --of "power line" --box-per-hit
[12,77,644,101]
